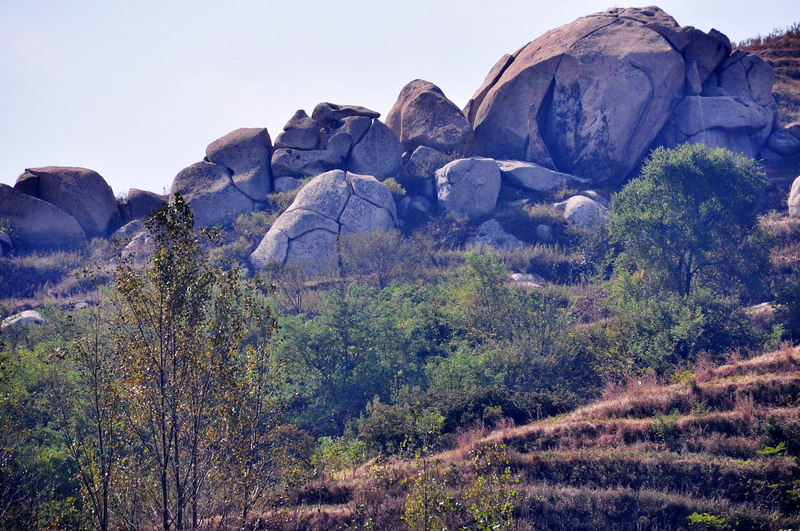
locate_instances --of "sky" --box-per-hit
[1,0,798,196]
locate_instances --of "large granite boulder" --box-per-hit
[14,166,117,237]
[435,157,501,218]
[466,6,774,184]
[170,161,254,227]
[466,7,686,184]
[274,110,321,150]
[249,170,397,272]
[385,79,473,153]
[0,184,86,249]
[496,160,590,193]
[206,128,273,201]
[348,119,403,178]
[125,189,166,220]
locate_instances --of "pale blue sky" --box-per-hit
[1,0,797,195]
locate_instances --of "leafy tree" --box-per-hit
[609,144,769,297]
[108,194,290,529]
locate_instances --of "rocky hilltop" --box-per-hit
[2,6,799,265]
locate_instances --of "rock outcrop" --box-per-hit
[0,184,86,249]
[435,157,501,218]
[271,103,402,181]
[250,170,397,272]
[14,167,117,237]
[385,79,473,153]
[465,6,775,184]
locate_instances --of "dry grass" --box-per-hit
[275,348,800,529]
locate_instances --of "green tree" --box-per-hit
[609,144,769,298]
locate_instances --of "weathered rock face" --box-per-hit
[125,189,166,220]
[385,79,473,153]
[768,131,800,156]
[0,184,86,249]
[15,167,117,237]
[554,195,608,228]
[467,7,686,183]
[496,160,590,193]
[271,103,402,181]
[206,128,273,201]
[170,161,254,227]
[466,6,774,183]
[435,157,501,218]
[789,176,800,218]
[249,170,397,272]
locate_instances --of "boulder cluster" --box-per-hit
[2,6,799,265]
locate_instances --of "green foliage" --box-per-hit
[687,512,729,529]
[653,408,681,447]
[381,177,406,200]
[610,144,769,298]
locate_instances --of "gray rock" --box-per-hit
[681,27,731,90]
[578,190,610,208]
[249,170,397,273]
[15,166,117,237]
[320,116,372,148]
[510,272,544,288]
[271,147,342,178]
[0,231,12,255]
[718,51,774,106]
[555,195,608,228]
[790,176,800,218]
[435,157,501,218]
[1,310,45,330]
[385,79,473,153]
[170,161,254,227]
[467,7,685,184]
[311,102,380,123]
[348,120,403,179]
[275,110,320,150]
[496,160,590,193]
[113,220,145,239]
[121,229,155,260]
[466,219,523,251]
[767,131,800,156]
[206,127,273,201]
[125,188,166,220]
[0,184,85,249]
[274,176,301,193]
[409,146,450,177]
[536,224,555,242]
[671,96,772,137]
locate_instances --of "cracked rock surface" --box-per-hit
[249,170,397,272]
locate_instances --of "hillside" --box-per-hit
[738,22,800,126]
[280,348,800,530]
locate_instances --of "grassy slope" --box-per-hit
[278,347,800,530]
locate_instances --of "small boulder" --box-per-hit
[555,195,608,228]
[113,220,145,239]
[767,131,800,157]
[1,309,45,330]
[578,190,610,208]
[435,157,501,218]
[170,161,254,227]
[466,219,523,251]
[311,102,380,122]
[125,189,166,220]
[206,128,273,202]
[271,147,342,178]
[0,184,85,249]
[15,166,117,237]
[496,160,590,193]
[385,79,473,153]
[274,176,302,193]
[536,224,555,243]
[275,110,320,150]
[789,176,800,218]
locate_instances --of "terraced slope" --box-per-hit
[272,348,800,530]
